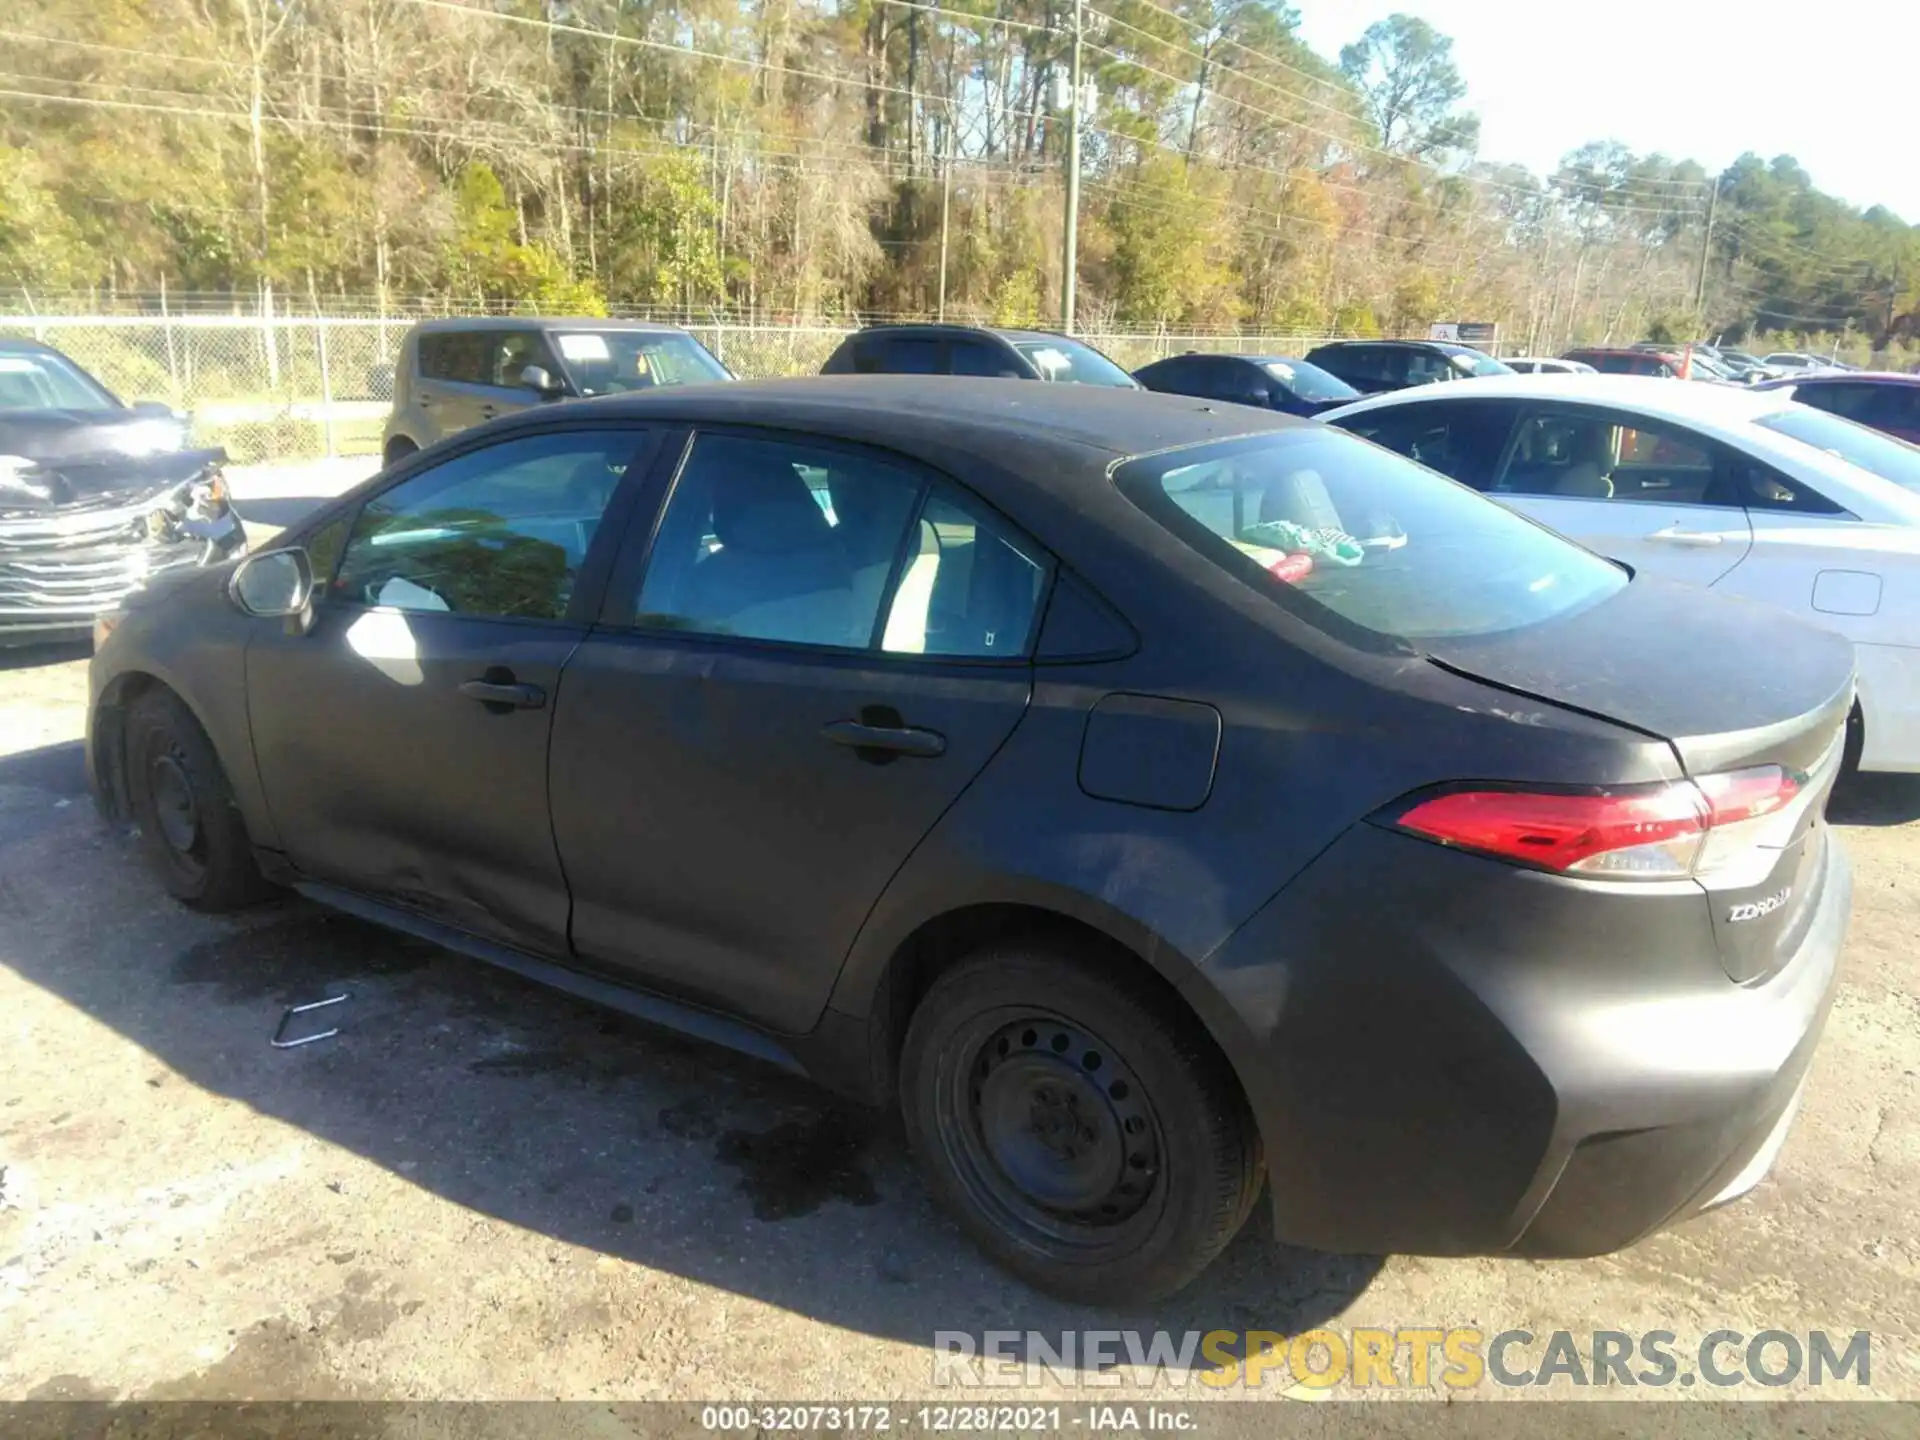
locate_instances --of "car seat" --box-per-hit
[1554,425,1616,498]
[681,461,859,644]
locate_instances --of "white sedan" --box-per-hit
[1322,374,1920,773]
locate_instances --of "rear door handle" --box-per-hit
[1647,526,1723,547]
[460,678,546,709]
[821,720,946,758]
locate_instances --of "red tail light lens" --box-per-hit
[1397,787,1711,877]
[1394,765,1808,880]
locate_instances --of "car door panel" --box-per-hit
[1492,407,1753,587]
[547,426,1047,1034]
[550,640,1030,1031]
[246,425,654,954]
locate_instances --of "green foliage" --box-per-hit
[611,153,725,308]
[1339,14,1478,159]
[447,163,603,314]
[1104,158,1236,326]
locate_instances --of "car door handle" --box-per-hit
[821,720,946,758]
[459,679,546,709]
[1646,526,1723,547]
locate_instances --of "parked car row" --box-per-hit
[16,307,1915,1304]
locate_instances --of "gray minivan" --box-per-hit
[382,317,733,462]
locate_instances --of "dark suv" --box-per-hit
[820,325,1138,387]
[1304,340,1512,394]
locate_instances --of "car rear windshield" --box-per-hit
[1260,358,1358,403]
[1755,406,1920,493]
[552,331,732,396]
[0,351,117,411]
[1445,349,1512,378]
[1114,428,1627,646]
[1010,338,1136,388]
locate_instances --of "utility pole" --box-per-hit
[937,130,953,322]
[1693,179,1719,314]
[1060,0,1084,335]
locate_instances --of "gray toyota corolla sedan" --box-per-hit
[88,378,1854,1303]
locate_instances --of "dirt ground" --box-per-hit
[2,480,1918,1403]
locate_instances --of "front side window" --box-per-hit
[490,331,560,388]
[634,433,1049,656]
[1495,411,1718,503]
[1755,406,1920,494]
[951,342,1023,378]
[1010,337,1136,387]
[0,350,117,411]
[1116,428,1626,645]
[332,429,639,619]
[552,331,731,396]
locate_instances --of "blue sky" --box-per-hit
[1293,1,1920,222]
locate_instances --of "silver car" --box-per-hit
[382,318,733,463]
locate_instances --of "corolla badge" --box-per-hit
[1729,888,1792,923]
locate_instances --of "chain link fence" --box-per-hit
[0,311,1364,464]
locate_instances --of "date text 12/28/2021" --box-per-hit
[700,1406,1196,1432]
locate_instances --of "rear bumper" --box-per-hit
[1190,821,1850,1258]
[1854,641,1920,773]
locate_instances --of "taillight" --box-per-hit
[1394,765,1804,881]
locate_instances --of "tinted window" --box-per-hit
[1115,428,1626,645]
[0,349,117,410]
[1194,358,1270,406]
[1260,358,1357,404]
[881,488,1049,657]
[1135,357,1201,394]
[1755,407,1920,494]
[552,330,731,394]
[636,434,923,648]
[1334,401,1516,490]
[864,337,943,375]
[950,340,1023,378]
[1497,411,1719,503]
[1310,345,1398,387]
[1403,349,1458,385]
[1009,337,1136,387]
[417,331,493,385]
[333,429,637,618]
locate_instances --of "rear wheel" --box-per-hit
[900,945,1261,1305]
[125,689,273,912]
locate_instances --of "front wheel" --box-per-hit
[125,689,274,912]
[900,946,1262,1305]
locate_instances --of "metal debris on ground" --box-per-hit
[270,992,352,1049]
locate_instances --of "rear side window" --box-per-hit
[1114,429,1627,646]
[417,331,496,384]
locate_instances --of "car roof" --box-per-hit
[534,374,1305,467]
[1760,371,1919,388]
[1319,373,1920,524]
[1308,338,1464,353]
[404,316,696,335]
[847,324,1082,345]
[1564,347,1669,358]
[1325,372,1785,423]
[0,336,64,357]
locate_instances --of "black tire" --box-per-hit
[125,689,274,912]
[900,945,1262,1305]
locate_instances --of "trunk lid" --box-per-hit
[1421,574,1854,778]
[1422,574,1853,984]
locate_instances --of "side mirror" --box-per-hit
[230,548,316,636]
[519,365,561,397]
